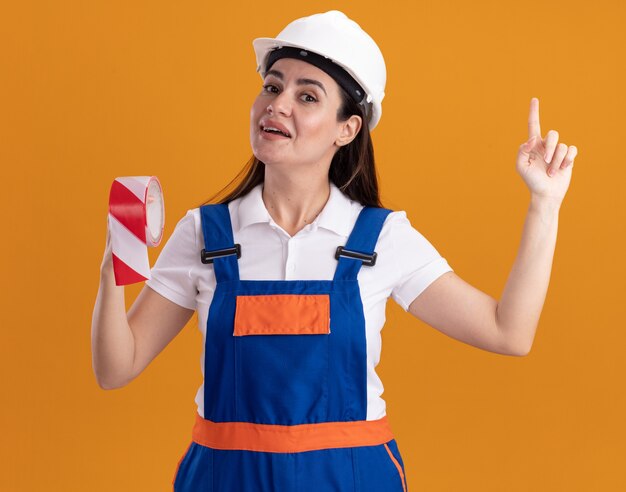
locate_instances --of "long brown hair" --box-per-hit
[201,86,384,208]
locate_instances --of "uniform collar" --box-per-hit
[237,181,354,237]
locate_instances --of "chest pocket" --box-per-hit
[233,293,331,425]
[234,294,331,335]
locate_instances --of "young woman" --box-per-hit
[92,10,577,491]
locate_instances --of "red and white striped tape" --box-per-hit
[108,176,165,286]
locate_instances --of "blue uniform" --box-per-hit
[173,203,408,491]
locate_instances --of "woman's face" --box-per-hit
[249,57,360,172]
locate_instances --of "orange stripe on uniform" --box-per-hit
[234,294,330,336]
[192,413,394,453]
[384,442,407,492]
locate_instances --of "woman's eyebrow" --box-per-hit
[265,69,327,95]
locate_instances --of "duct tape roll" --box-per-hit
[108,176,165,286]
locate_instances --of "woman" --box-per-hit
[92,10,577,491]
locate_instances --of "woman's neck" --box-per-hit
[261,172,331,237]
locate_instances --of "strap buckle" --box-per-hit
[201,244,241,264]
[334,246,377,267]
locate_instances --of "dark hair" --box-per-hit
[201,86,383,208]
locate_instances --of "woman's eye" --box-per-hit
[261,84,316,103]
[262,84,279,93]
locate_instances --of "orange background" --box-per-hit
[1,1,624,490]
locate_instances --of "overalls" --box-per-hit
[172,203,409,491]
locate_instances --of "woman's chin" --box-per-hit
[251,147,288,167]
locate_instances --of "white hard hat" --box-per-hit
[253,10,387,131]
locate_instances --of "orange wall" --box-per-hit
[1,1,624,490]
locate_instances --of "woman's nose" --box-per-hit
[267,90,292,117]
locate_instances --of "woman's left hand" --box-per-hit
[516,97,578,204]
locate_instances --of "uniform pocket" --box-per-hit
[234,294,330,335]
[172,442,213,492]
[172,441,192,489]
[353,441,407,492]
[234,293,330,424]
[383,442,407,492]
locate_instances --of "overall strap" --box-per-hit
[199,203,240,283]
[333,206,393,282]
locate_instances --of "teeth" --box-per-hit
[263,126,289,137]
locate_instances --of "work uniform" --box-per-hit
[146,182,453,491]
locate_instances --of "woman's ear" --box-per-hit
[335,115,362,147]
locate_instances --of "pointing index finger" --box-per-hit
[528,97,541,139]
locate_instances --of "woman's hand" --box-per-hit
[516,97,578,204]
